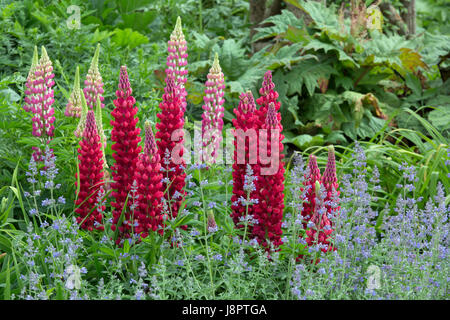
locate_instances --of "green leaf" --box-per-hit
[283,25,310,44]
[227,65,266,94]
[283,0,302,9]
[358,33,416,73]
[216,39,248,80]
[405,73,422,98]
[304,39,357,66]
[326,131,347,144]
[0,88,20,102]
[285,134,325,149]
[121,11,157,32]
[428,105,450,132]
[253,10,304,42]
[285,59,336,96]
[335,77,354,90]
[112,28,149,50]
[90,28,115,43]
[191,32,218,52]
[266,43,314,69]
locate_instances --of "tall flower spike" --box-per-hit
[166,16,188,111]
[322,145,338,190]
[251,102,285,248]
[201,53,225,164]
[132,121,164,239]
[83,44,104,110]
[75,109,105,231]
[24,46,39,113]
[155,74,186,221]
[231,91,259,231]
[110,66,142,244]
[29,47,56,162]
[300,154,321,229]
[65,66,83,118]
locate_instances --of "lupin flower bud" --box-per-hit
[83,44,104,110]
[207,210,218,233]
[155,75,186,220]
[256,71,280,128]
[166,16,188,111]
[133,121,164,239]
[110,66,142,244]
[143,121,158,157]
[24,46,39,113]
[201,53,225,163]
[65,66,83,118]
[75,108,105,231]
[322,145,338,192]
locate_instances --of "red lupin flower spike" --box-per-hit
[155,75,186,220]
[133,121,164,239]
[231,91,259,230]
[251,102,285,248]
[75,106,105,231]
[110,66,142,244]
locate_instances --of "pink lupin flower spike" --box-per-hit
[166,16,188,111]
[201,53,225,163]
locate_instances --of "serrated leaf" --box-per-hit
[90,28,115,44]
[304,39,357,66]
[285,59,336,96]
[228,65,267,93]
[359,33,417,74]
[253,10,303,42]
[399,48,427,72]
[283,25,310,44]
[335,76,354,90]
[217,39,248,80]
[405,73,422,97]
